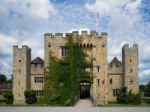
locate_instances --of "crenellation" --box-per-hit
[82,31,88,37]
[13,30,139,105]
[55,33,63,36]
[66,33,72,37]
[72,31,79,37]
[44,33,52,36]
[90,31,98,37]
[101,32,108,35]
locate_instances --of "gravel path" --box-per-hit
[0,107,150,112]
[74,98,93,107]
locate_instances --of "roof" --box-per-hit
[109,57,122,67]
[31,57,44,64]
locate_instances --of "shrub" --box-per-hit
[4,91,13,104]
[117,87,142,105]
[64,99,72,106]
[24,90,37,104]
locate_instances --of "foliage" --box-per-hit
[117,87,142,105]
[24,90,37,104]
[4,91,13,104]
[44,35,91,105]
[0,74,7,84]
[139,81,150,97]
[145,81,150,97]
[36,97,45,104]
[142,97,150,104]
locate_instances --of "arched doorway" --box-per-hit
[79,80,91,99]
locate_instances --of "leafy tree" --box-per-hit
[24,90,37,104]
[4,91,13,104]
[0,74,7,84]
[139,85,145,92]
[145,81,150,97]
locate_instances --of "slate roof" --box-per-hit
[109,57,122,67]
[31,57,44,64]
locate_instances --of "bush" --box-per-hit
[36,97,45,104]
[64,99,72,106]
[117,87,142,105]
[4,91,13,104]
[24,90,37,104]
[142,97,150,104]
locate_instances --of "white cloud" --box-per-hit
[85,0,142,34]
[140,69,150,84]
[142,46,150,63]
[0,0,56,20]
[35,49,44,59]
[0,33,18,55]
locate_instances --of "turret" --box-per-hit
[13,45,31,104]
[122,44,139,93]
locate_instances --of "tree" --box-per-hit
[24,90,37,104]
[0,74,7,84]
[4,91,13,104]
[145,81,150,97]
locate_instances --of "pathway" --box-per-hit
[74,98,93,107]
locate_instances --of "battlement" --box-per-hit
[13,45,31,54]
[44,31,107,39]
[123,44,138,50]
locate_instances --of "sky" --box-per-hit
[0,0,149,84]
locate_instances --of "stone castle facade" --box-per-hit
[13,31,139,105]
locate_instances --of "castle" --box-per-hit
[13,31,139,105]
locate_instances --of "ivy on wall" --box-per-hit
[44,35,91,106]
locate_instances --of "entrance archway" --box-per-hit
[79,81,90,99]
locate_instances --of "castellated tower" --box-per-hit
[13,45,31,104]
[122,44,139,93]
[44,31,108,105]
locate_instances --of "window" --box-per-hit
[130,68,133,73]
[48,43,51,48]
[18,82,20,86]
[110,78,113,84]
[61,47,68,57]
[34,77,44,83]
[130,79,133,84]
[19,60,21,62]
[113,89,119,96]
[35,90,43,96]
[97,79,100,86]
[102,80,105,84]
[19,69,21,73]
[130,59,132,62]
[97,66,100,72]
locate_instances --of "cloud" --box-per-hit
[0,0,149,84]
[85,0,142,34]
[140,69,150,84]
[0,33,18,57]
[1,0,56,20]
[0,33,18,78]
[142,46,150,63]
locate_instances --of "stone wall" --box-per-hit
[44,31,108,105]
[122,44,139,93]
[31,64,44,90]
[13,45,31,104]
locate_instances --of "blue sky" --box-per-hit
[0,0,149,84]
